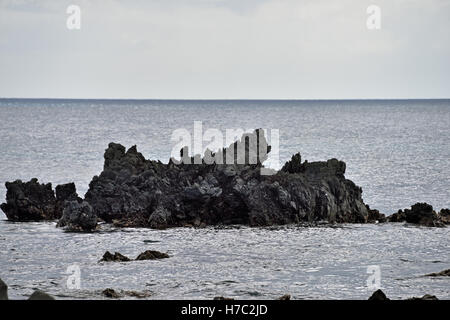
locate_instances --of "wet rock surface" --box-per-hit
[83,129,370,228]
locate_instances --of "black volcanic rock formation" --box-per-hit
[83,129,370,228]
[0,179,78,221]
[387,202,445,227]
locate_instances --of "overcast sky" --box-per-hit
[0,0,449,99]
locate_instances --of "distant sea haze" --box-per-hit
[0,99,449,216]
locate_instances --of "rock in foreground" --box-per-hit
[0,278,8,300]
[368,289,390,300]
[57,200,97,232]
[28,290,55,300]
[84,129,370,228]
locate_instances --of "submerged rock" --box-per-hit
[100,251,131,262]
[388,203,445,227]
[0,278,8,300]
[213,296,234,300]
[135,250,169,260]
[368,289,390,300]
[57,200,97,232]
[83,129,369,228]
[407,294,439,300]
[425,269,450,277]
[28,290,55,300]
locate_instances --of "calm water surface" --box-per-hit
[0,99,448,299]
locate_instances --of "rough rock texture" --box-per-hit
[100,250,169,262]
[84,129,369,228]
[439,209,450,224]
[102,288,120,298]
[0,278,8,300]
[100,251,131,262]
[28,290,55,300]
[388,203,445,227]
[57,200,97,232]
[135,250,169,260]
[277,294,291,300]
[366,205,387,223]
[0,179,79,221]
[0,179,58,221]
[368,289,390,300]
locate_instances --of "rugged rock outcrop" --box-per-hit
[135,250,169,260]
[387,203,445,227]
[0,179,79,221]
[57,200,97,232]
[100,251,131,262]
[366,205,387,223]
[439,209,450,224]
[83,129,369,228]
[99,250,169,262]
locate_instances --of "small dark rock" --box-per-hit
[213,296,234,300]
[408,294,439,300]
[135,250,169,260]
[425,269,450,277]
[102,288,121,298]
[366,205,386,223]
[0,278,8,300]
[100,251,131,262]
[277,294,291,300]
[28,290,55,300]
[368,289,390,300]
